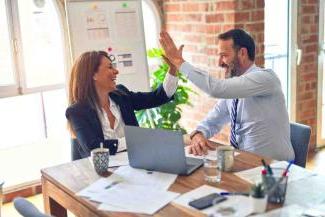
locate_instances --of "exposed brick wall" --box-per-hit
[296,0,319,151]
[160,0,264,144]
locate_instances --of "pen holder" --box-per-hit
[262,168,288,204]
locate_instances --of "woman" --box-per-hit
[66,51,178,160]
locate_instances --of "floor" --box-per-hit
[1,148,325,217]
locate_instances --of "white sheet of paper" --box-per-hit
[76,178,122,198]
[251,204,305,217]
[92,183,179,215]
[285,175,325,206]
[109,165,177,190]
[235,161,316,184]
[173,185,253,217]
[109,152,129,167]
[184,146,240,159]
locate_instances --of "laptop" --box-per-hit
[124,125,203,175]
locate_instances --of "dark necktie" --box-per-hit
[230,98,239,149]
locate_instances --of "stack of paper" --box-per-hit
[251,204,305,217]
[234,161,316,184]
[252,203,325,217]
[173,185,254,217]
[77,166,179,214]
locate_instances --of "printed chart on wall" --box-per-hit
[65,0,150,91]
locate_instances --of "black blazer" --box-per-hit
[66,84,173,160]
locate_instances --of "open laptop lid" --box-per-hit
[124,125,188,174]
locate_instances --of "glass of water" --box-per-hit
[203,150,222,183]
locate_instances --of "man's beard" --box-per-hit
[222,58,240,78]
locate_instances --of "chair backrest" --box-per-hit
[290,122,311,167]
[13,197,52,217]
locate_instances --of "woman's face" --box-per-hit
[93,56,119,92]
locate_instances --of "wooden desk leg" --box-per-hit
[42,177,67,217]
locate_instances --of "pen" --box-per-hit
[282,160,294,176]
[104,181,120,189]
[220,192,249,196]
[261,159,273,175]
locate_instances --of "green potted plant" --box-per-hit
[250,182,267,213]
[136,48,195,133]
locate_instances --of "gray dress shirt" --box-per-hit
[180,62,295,161]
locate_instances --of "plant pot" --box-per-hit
[250,195,267,214]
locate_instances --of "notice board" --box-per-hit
[65,0,150,91]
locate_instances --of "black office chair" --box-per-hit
[13,197,52,217]
[290,122,311,168]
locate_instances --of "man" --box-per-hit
[159,29,294,161]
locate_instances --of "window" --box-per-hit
[265,0,290,104]
[141,0,161,72]
[0,0,69,189]
[317,1,325,146]
[0,0,16,88]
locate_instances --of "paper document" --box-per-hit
[93,183,179,215]
[109,152,129,167]
[173,185,253,217]
[235,161,316,184]
[76,178,122,198]
[251,204,305,217]
[109,165,177,190]
[285,175,325,206]
[184,146,240,159]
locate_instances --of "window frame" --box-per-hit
[0,0,68,98]
[0,0,20,97]
[317,0,325,147]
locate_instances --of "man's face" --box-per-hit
[217,39,242,77]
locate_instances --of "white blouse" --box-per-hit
[96,73,178,152]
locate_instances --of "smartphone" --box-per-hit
[188,193,227,210]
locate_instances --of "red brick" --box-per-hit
[225,13,235,22]
[206,14,224,23]
[184,35,203,43]
[191,24,206,33]
[302,5,317,14]
[302,34,318,43]
[308,0,317,4]
[184,14,202,22]
[251,10,264,21]
[239,0,255,10]
[235,12,250,22]
[302,15,312,24]
[301,72,317,81]
[256,0,264,8]
[216,1,236,11]
[182,3,199,12]
[305,44,318,53]
[166,14,183,22]
[206,25,222,34]
[164,3,181,12]
[245,22,264,32]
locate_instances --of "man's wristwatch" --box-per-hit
[189,130,203,140]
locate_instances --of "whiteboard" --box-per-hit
[65,0,150,91]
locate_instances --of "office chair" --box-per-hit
[290,122,311,168]
[13,197,52,217]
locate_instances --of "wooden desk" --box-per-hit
[41,150,274,217]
